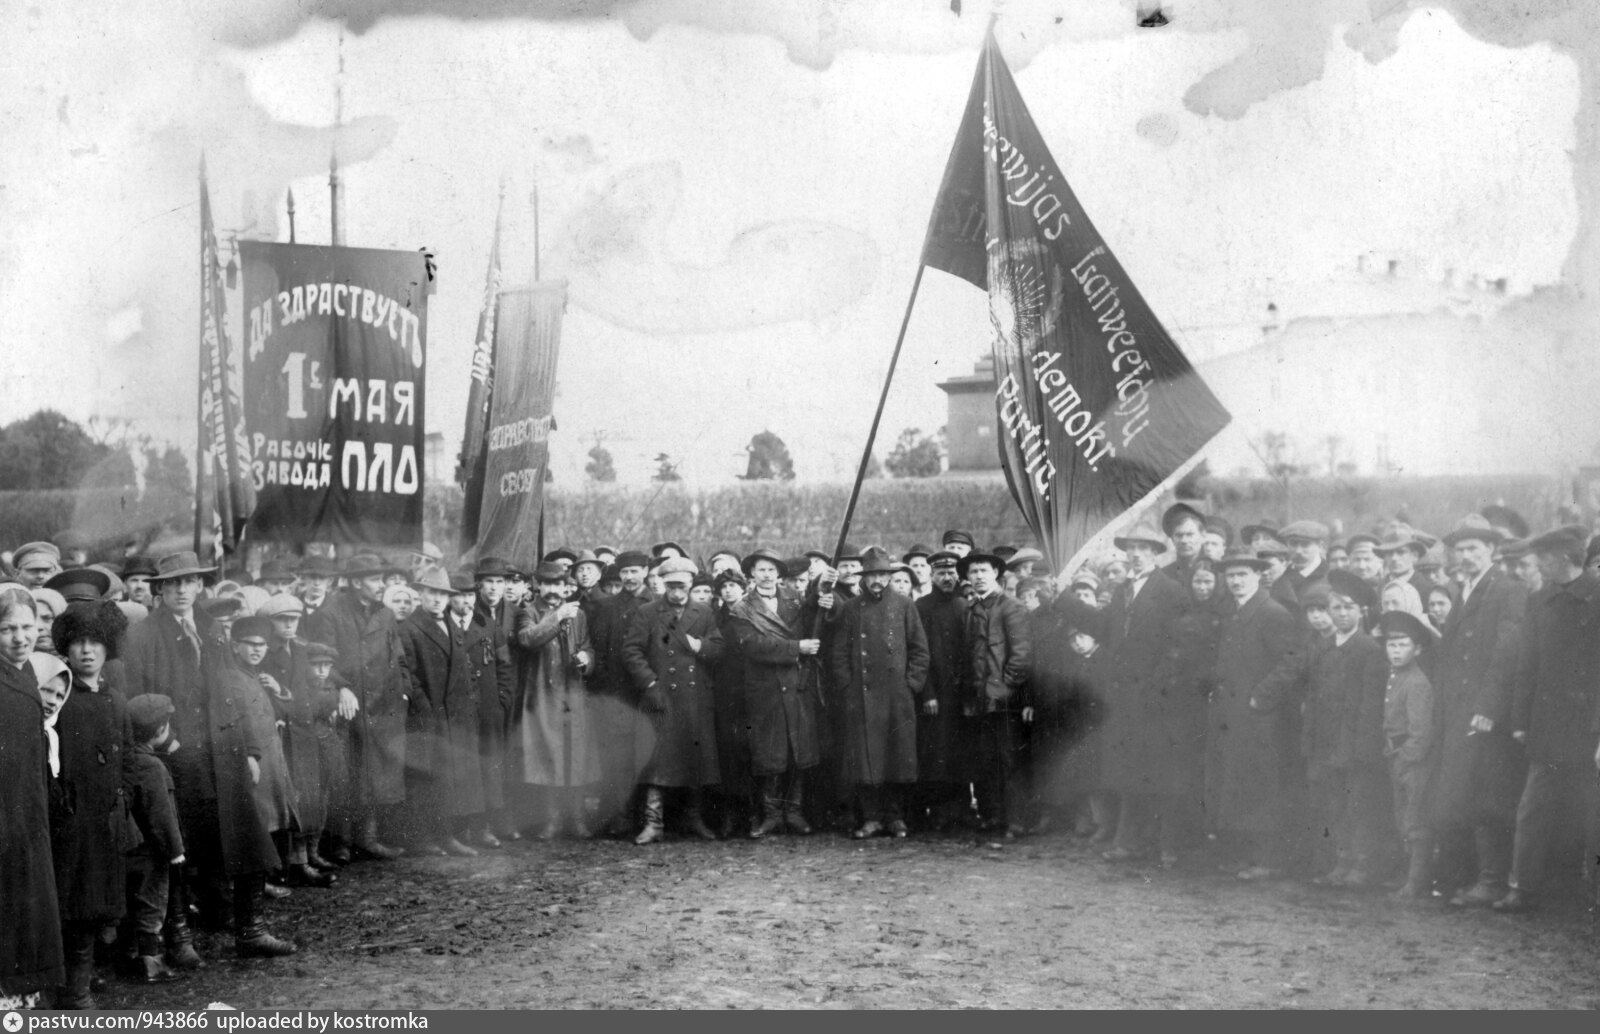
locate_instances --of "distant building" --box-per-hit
[937,356,1001,472]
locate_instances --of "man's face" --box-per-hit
[1383,548,1416,578]
[299,574,332,603]
[448,593,474,618]
[477,575,506,607]
[690,585,714,605]
[908,556,932,585]
[663,579,691,607]
[932,566,959,593]
[618,565,648,594]
[1350,548,1383,582]
[158,575,204,615]
[270,614,300,641]
[507,576,528,603]
[836,559,863,587]
[966,561,998,595]
[1201,532,1226,563]
[1514,553,1541,590]
[1327,547,1349,571]
[1452,539,1492,578]
[574,564,601,589]
[1329,595,1362,634]
[944,541,972,559]
[358,574,388,604]
[861,571,891,600]
[1170,519,1204,561]
[233,636,269,666]
[17,558,60,587]
[1287,538,1323,570]
[1103,561,1127,584]
[1124,542,1157,577]
[890,571,914,598]
[1224,564,1260,602]
[419,587,450,618]
[749,560,780,592]
[1263,555,1287,584]
[647,572,665,596]
[1534,549,1572,585]
[66,638,107,680]
[125,575,153,607]
[538,579,566,606]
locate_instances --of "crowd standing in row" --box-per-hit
[2,504,1598,1009]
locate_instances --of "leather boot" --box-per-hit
[233,876,297,958]
[1391,836,1434,901]
[353,813,403,861]
[685,789,718,841]
[783,774,812,835]
[55,925,97,1009]
[164,873,205,970]
[749,776,783,839]
[137,933,176,984]
[634,786,665,844]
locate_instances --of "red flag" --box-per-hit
[198,160,255,560]
[922,29,1231,572]
[456,189,504,554]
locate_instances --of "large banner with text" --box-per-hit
[240,242,430,548]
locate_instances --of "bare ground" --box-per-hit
[97,831,1600,1010]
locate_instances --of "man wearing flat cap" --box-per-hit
[1428,514,1527,908]
[586,549,658,836]
[1279,521,1331,601]
[1495,526,1600,913]
[12,541,62,587]
[300,553,416,862]
[1159,503,1207,591]
[940,530,975,560]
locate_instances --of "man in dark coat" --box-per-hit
[257,594,337,885]
[400,568,484,857]
[620,557,725,843]
[961,550,1032,834]
[727,551,822,838]
[1207,548,1305,880]
[828,548,930,838]
[300,553,415,861]
[455,570,515,847]
[1158,503,1206,590]
[1280,520,1332,601]
[914,551,969,829]
[1495,526,1600,912]
[585,550,656,836]
[1428,515,1527,906]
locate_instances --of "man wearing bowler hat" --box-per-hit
[586,549,658,836]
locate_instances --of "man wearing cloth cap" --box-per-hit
[1279,521,1332,601]
[300,553,417,862]
[828,548,930,838]
[1494,526,1600,913]
[940,530,974,560]
[585,550,658,836]
[511,561,597,838]
[960,548,1032,835]
[619,557,725,843]
[1159,503,1207,591]
[913,550,970,830]
[295,555,339,622]
[12,541,62,587]
[1427,514,1528,907]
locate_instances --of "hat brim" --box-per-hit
[151,565,218,582]
[1112,536,1168,554]
[1442,528,1501,547]
[956,552,1007,577]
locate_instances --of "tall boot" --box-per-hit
[783,771,812,835]
[749,775,783,839]
[55,924,97,1009]
[634,786,665,845]
[353,812,403,861]
[233,875,297,958]
[136,932,176,984]
[1391,835,1434,900]
[684,788,718,840]
[1452,826,1510,906]
[164,870,205,970]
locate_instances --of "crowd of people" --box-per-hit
[2,502,1599,1009]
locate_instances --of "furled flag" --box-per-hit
[921,27,1231,573]
[197,158,255,561]
[456,187,505,554]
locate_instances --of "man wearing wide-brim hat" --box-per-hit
[1207,546,1303,881]
[1423,513,1530,908]
[298,552,415,862]
[1375,529,1433,605]
[584,549,658,837]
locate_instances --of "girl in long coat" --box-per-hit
[0,588,64,1007]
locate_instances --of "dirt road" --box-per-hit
[98,831,1600,1010]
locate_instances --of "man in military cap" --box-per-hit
[586,549,657,836]
[1346,533,1385,591]
[620,557,725,843]
[12,541,62,587]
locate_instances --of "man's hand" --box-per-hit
[1470,714,1495,734]
[247,757,261,786]
[1022,706,1035,724]
[171,853,185,866]
[555,602,582,622]
[574,650,592,673]
[817,593,835,611]
[337,688,359,720]
[257,673,282,696]
[797,638,821,656]
[923,699,939,717]
[683,633,702,653]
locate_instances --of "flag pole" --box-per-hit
[193,157,207,558]
[829,263,926,560]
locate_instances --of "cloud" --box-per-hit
[554,162,879,333]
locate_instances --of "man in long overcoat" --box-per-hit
[1496,526,1600,912]
[300,553,414,861]
[828,548,929,838]
[1428,515,1527,906]
[585,550,656,836]
[400,568,484,857]
[727,551,822,838]
[620,557,724,843]
[511,561,596,837]
[1207,548,1305,880]
[961,550,1032,834]
[456,570,514,847]
[914,551,968,829]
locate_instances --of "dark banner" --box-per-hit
[475,283,566,566]
[240,241,430,549]
[456,198,503,554]
[198,165,255,557]
[922,30,1231,572]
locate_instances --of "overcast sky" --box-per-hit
[2,1,1590,484]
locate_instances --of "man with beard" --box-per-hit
[912,551,968,830]
[511,562,596,838]
[829,548,929,838]
[621,557,724,843]
[729,549,822,838]
[300,554,414,862]
[961,549,1032,835]
[587,550,657,836]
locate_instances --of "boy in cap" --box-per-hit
[1377,610,1436,900]
[123,695,186,982]
[302,642,356,864]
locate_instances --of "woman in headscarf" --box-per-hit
[0,586,64,1008]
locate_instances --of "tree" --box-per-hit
[652,453,682,482]
[0,409,111,490]
[585,443,616,483]
[1246,430,1309,516]
[741,430,795,481]
[884,427,944,478]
